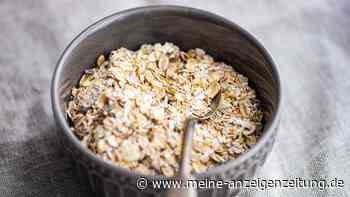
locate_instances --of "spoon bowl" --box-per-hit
[192,89,222,120]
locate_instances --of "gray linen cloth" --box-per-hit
[0,0,349,196]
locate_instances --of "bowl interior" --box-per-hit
[54,6,280,172]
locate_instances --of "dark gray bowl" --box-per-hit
[51,5,281,197]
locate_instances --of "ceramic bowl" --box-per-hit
[51,5,281,197]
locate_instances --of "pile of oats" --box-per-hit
[66,42,263,176]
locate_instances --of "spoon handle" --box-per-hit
[179,118,197,177]
[166,118,198,197]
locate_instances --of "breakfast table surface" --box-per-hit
[0,0,349,196]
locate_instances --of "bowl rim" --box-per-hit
[51,5,282,180]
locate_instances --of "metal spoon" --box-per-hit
[167,89,222,197]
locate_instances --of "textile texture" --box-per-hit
[0,0,349,196]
